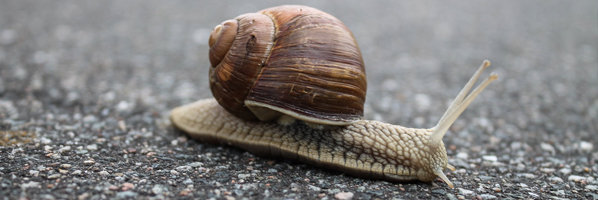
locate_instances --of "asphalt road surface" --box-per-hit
[1,1,597,199]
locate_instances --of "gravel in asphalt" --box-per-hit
[1,0,597,199]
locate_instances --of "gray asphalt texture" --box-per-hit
[1,0,597,199]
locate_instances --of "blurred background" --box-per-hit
[1,0,596,164]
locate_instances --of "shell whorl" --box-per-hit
[208,19,237,67]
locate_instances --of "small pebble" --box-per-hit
[446,193,458,200]
[432,188,446,195]
[458,188,474,196]
[568,175,591,182]
[170,170,179,175]
[238,174,251,179]
[515,163,526,171]
[41,138,52,144]
[127,148,137,153]
[152,184,168,195]
[334,192,354,200]
[29,170,39,177]
[116,191,138,199]
[456,152,468,160]
[179,188,192,196]
[476,184,487,192]
[540,143,555,154]
[118,120,127,131]
[39,194,56,200]
[109,185,119,191]
[309,185,321,192]
[176,166,192,172]
[516,173,537,179]
[177,136,188,143]
[82,115,97,123]
[528,192,539,198]
[357,186,365,192]
[60,164,72,169]
[58,146,71,153]
[189,162,203,167]
[586,185,598,191]
[99,171,109,176]
[579,141,593,152]
[548,176,564,183]
[479,175,494,181]
[290,183,300,192]
[510,142,523,149]
[122,183,135,191]
[551,190,565,197]
[480,194,497,199]
[559,168,571,175]
[116,101,130,112]
[540,168,555,173]
[86,144,98,151]
[47,174,61,179]
[482,155,497,162]
[72,170,82,175]
[76,150,89,155]
[21,181,41,189]
[84,160,95,164]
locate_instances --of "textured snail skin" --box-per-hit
[171,99,448,182]
[171,61,498,188]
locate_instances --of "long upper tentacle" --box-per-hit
[429,61,498,147]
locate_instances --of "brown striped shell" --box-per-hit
[208,5,366,126]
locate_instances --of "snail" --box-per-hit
[170,5,498,188]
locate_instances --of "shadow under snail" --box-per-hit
[170,5,498,188]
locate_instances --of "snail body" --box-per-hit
[171,5,498,188]
[172,99,447,183]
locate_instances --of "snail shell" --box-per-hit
[208,5,366,126]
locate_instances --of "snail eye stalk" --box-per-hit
[429,60,498,148]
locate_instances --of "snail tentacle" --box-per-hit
[429,61,498,148]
